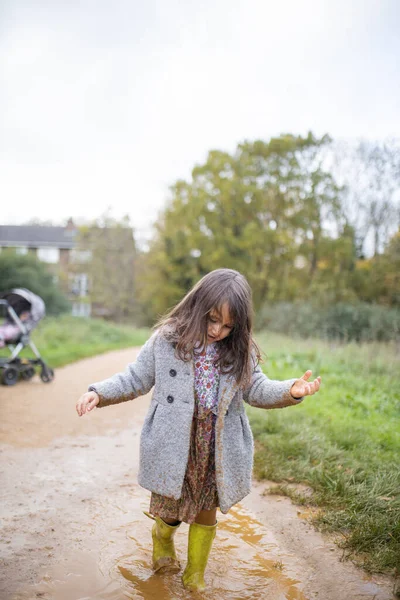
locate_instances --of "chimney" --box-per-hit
[65,218,75,231]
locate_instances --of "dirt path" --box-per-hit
[0,348,395,600]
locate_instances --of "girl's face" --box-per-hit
[207,303,234,344]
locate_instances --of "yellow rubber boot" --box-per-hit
[144,512,181,573]
[182,522,217,591]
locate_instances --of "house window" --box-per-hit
[37,247,60,264]
[70,273,89,297]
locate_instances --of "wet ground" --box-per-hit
[0,347,396,600]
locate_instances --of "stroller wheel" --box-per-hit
[40,366,54,383]
[2,366,19,386]
[21,366,36,381]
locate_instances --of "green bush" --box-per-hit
[0,250,70,315]
[256,302,400,342]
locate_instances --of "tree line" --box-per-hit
[136,133,400,324]
[2,132,399,338]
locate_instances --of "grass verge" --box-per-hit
[0,315,150,368]
[249,332,400,577]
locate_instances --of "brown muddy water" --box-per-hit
[0,348,395,600]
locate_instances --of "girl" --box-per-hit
[76,268,321,592]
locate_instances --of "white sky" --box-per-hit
[1,0,399,246]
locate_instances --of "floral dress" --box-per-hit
[149,343,220,523]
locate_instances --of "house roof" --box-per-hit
[0,225,77,249]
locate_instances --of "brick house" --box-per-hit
[0,219,91,316]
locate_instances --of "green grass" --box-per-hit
[0,315,150,368]
[250,332,400,576]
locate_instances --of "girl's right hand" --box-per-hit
[76,391,100,416]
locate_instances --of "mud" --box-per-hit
[0,347,396,599]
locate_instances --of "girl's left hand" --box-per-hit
[290,370,321,399]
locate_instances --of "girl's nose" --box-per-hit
[211,325,221,336]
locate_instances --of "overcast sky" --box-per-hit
[1,0,399,245]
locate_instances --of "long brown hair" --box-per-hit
[155,268,261,389]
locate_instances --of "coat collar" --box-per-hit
[163,336,239,416]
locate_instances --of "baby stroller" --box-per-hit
[0,288,54,385]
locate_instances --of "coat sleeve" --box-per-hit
[88,332,157,408]
[243,362,304,409]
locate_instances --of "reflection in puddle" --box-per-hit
[113,506,306,600]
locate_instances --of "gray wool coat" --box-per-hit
[89,331,303,513]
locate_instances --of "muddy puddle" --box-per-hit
[11,507,307,600]
[3,429,306,600]
[106,505,307,600]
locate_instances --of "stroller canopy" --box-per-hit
[0,288,46,325]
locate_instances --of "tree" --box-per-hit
[73,214,137,321]
[367,230,400,306]
[137,133,344,321]
[330,138,400,257]
[239,133,343,300]
[358,140,400,256]
[306,224,360,304]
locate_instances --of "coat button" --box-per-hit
[169,369,177,377]
[167,395,174,403]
